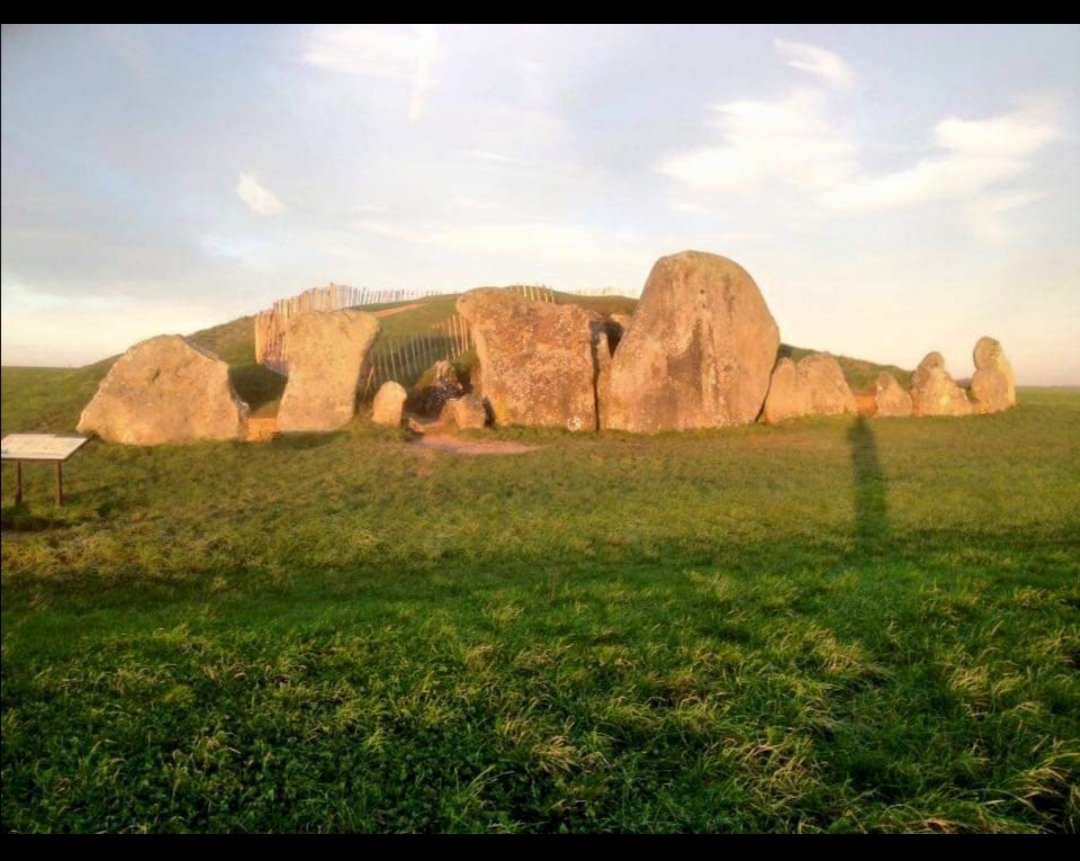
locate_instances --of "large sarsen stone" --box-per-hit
[457,289,600,432]
[77,335,248,445]
[602,251,780,432]
[762,353,855,424]
[277,310,380,433]
[969,336,1016,414]
[911,352,972,417]
[873,372,913,418]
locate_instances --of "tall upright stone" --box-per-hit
[77,335,248,445]
[456,289,600,432]
[969,336,1016,414]
[801,353,856,416]
[602,251,780,433]
[761,358,805,424]
[762,353,855,424]
[873,372,913,418]
[911,352,972,417]
[276,310,380,433]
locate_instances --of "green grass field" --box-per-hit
[2,314,1078,832]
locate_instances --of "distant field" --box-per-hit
[2,355,1077,833]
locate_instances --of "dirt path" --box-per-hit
[372,303,422,318]
[413,433,539,456]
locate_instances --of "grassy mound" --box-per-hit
[43,291,909,425]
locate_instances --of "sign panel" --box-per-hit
[1,434,90,462]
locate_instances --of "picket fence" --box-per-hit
[359,314,475,399]
[254,283,442,375]
[253,282,627,396]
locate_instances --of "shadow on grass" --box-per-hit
[271,432,344,451]
[1,503,72,533]
[230,364,286,412]
[848,416,889,554]
[70,491,134,520]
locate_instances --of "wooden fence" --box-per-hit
[360,314,474,399]
[506,285,557,303]
[254,283,442,374]
[253,312,289,375]
[566,286,629,297]
[254,282,624,394]
[270,283,440,316]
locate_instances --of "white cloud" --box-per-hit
[670,201,711,214]
[354,218,647,273]
[350,218,770,289]
[820,102,1064,212]
[302,24,441,121]
[236,174,286,217]
[966,189,1050,240]
[515,58,548,102]
[348,217,664,292]
[1,280,70,310]
[467,150,532,167]
[199,233,263,262]
[453,196,500,213]
[658,91,857,194]
[465,145,580,179]
[660,38,1064,217]
[410,24,439,121]
[303,26,416,78]
[982,190,1048,214]
[935,106,1063,157]
[773,38,854,89]
[819,155,1024,211]
[716,231,768,243]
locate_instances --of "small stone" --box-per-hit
[372,381,407,426]
[442,394,488,430]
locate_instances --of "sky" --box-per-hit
[2,24,1078,383]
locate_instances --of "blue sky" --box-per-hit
[2,24,1078,383]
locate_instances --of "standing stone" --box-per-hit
[911,352,972,417]
[457,289,600,432]
[801,354,856,416]
[77,335,248,445]
[277,310,380,433]
[601,251,780,433]
[761,358,806,424]
[873,372,913,418]
[969,336,1016,414]
[442,394,488,430]
[372,381,408,427]
[762,353,856,424]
